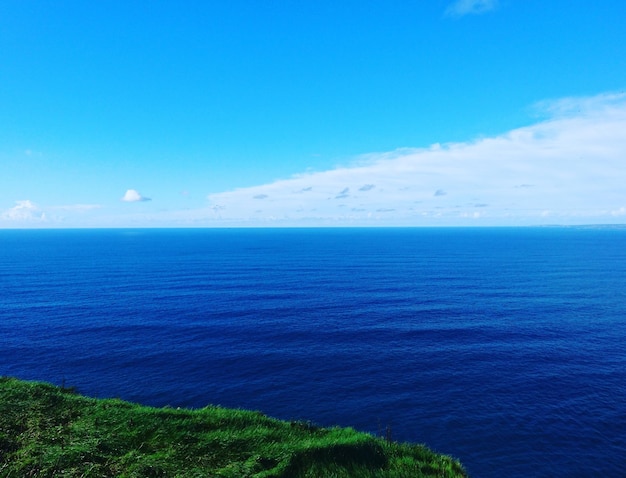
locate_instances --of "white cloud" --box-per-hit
[205,92,626,226]
[0,201,107,227]
[611,207,626,217]
[445,0,498,17]
[121,189,151,202]
[1,200,46,222]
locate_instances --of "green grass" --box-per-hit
[0,377,467,477]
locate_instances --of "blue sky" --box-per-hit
[2,0,625,227]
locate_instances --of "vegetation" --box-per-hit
[0,377,467,477]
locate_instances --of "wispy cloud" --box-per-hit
[6,92,624,228]
[0,201,105,227]
[121,189,151,202]
[445,0,498,17]
[205,92,626,226]
[612,207,626,217]
[1,200,46,222]
[335,188,350,199]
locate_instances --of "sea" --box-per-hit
[1,227,625,477]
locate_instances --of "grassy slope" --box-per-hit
[0,377,467,477]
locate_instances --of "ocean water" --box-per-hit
[1,227,625,477]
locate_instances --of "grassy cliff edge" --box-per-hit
[0,377,467,477]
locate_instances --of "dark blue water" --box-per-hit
[1,228,625,477]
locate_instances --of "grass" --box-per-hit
[0,377,467,477]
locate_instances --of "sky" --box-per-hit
[1,0,625,228]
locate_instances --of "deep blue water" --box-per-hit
[1,227,625,477]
